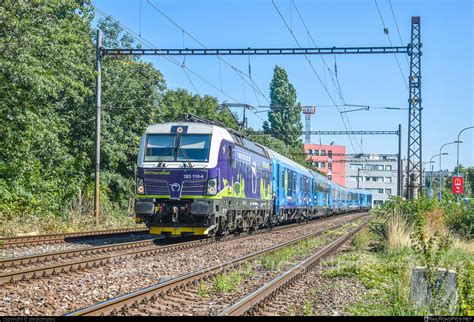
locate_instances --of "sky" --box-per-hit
[91,0,473,171]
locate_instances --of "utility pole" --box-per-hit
[94,30,102,226]
[302,106,316,144]
[406,16,422,199]
[357,167,362,189]
[398,124,402,196]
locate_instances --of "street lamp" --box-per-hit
[428,154,446,199]
[422,161,435,195]
[357,167,363,189]
[439,141,463,201]
[456,126,474,177]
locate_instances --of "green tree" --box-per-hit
[0,3,168,220]
[159,88,239,130]
[95,19,165,207]
[262,65,303,146]
[248,132,289,156]
[0,0,96,216]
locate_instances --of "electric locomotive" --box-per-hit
[134,115,273,237]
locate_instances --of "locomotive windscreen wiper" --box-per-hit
[176,137,193,168]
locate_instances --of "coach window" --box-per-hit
[228,146,236,168]
[287,171,291,193]
[276,164,280,187]
[283,169,286,188]
[293,173,297,192]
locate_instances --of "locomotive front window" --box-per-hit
[145,134,211,163]
[177,134,211,162]
[145,134,176,161]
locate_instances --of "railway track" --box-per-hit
[65,214,370,316]
[217,218,369,316]
[0,227,149,249]
[0,212,364,285]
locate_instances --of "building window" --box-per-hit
[385,165,392,171]
[314,150,320,156]
[328,175,332,180]
[374,200,384,206]
[365,177,383,182]
[320,150,326,156]
[385,177,392,183]
[365,188,384,193]
[312,162,317,167]
[328,162,332,170]
[365,164,384,171]
[320,162,325,169]
[307,149,312,155]
[350,163,362,170]
[385,189,392,195]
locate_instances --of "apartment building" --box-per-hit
[345,154,403,206]
[304,144,346,186]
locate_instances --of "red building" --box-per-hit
[304,144,346,186]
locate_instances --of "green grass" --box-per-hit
[260,221,363,272]
[322,227,473,316]
[212,271,244,293]
[197,280,208,299]
[285,305,296,316]
[303,299,314,316]
[260,236,327,271]
[0,210,137,237]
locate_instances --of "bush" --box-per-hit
[373,196,472,239]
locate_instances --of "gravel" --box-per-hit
[121,222,362,316]
[0,213,364,316]
[254,238,368,316]
[0,233,155,259]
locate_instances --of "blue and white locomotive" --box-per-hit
[134,116,372,237]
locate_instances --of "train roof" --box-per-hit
[265,148,313,177]
[145,122,233,140]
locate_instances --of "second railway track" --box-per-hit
[0,227,149,249]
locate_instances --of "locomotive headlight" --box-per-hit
[136,177,145,194]
[207,178,218,195]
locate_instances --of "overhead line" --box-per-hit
[146,0,270,105]
[292,0,365,153]
[272,0,358,153]
[290,0,363,152]
[374,0,409,89]
[388,0,411,68]
[92,4,240,103]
